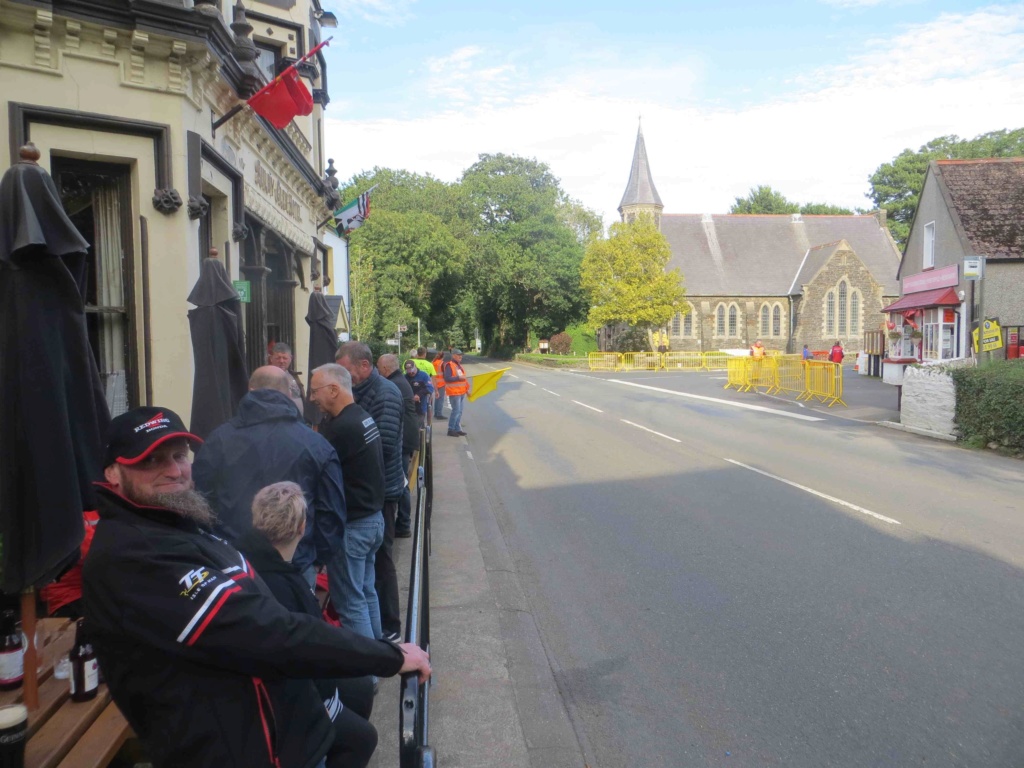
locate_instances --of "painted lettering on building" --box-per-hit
[254,161,301,221]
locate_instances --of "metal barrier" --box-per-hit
[746,357,776,392]
[662,351,705,370]
[399,422,435,768]
[724,357,747,390]
[620,351,661,371]
[701,352,732,371]
[588,352,621,371]
[771,355,806,396]
[800,361,846,407]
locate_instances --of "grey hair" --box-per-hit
[251,481,307,547]
[313,363,352,393]
[271,342,292,355]
[249,366,293,395]
[336,340,373,366]
[377,353,399,376]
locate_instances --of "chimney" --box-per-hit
[873,208,887,227]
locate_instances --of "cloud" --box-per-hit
[330,0,416,25]
[326,5,1024,227]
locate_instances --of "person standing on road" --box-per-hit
[404,359,434,426]
[83,406,429,768]
[802,344,812,361]
[376,354,418,540]
[334,342,404,643]
[829,341,845,364]
[443,349,470,437]
[308,364,386,641]
[410,347,435,377]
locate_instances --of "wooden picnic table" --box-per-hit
[0,618,134,768]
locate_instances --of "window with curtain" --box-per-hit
[826,290,836,336]
[716,304,725,336]
[772,304,781,337]
[760,305,770,336]
[838,281,848,335]
[728,305,737,337]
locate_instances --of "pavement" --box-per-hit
[369,412,584,768]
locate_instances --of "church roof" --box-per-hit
[660,214,901,297]
[618,126,663,211]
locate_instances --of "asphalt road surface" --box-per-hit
[459,359,1024,768]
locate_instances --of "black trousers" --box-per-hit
[375,499,401,636]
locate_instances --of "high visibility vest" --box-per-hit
[443,360,468,396]
[751,345,765,358]
[432,359,445,391]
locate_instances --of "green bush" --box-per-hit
[514,353,585,368]
[951,361,1024,451]
[565,323,598,355]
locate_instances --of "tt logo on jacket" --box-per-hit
[179,568,212,597]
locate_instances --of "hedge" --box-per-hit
[951,361,1024,451]
[514,353,586,368]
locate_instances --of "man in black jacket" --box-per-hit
[83,406,429,768]
[376,353,418,539]
[335,342,404,642]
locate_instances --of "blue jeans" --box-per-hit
[328,511,384,640]
[433,390,445,418]
[447,393,465,433]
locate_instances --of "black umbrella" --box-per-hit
[187,257,249,439]
[0,142,110,596]
[306,289,340,372]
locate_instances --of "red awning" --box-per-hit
[882,287,960,313]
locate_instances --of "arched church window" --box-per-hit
[728,305,738,337]
[838,281,848,335]
[760,305,770,337]
[716,304,725,336]
[671,312,681,336]
[772,304,782,337]
[850,290,861,335]
[683,305,693,337]
[826,291,836,336]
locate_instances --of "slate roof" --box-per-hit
[618,126,663,211]
[933,158,1024,259]
[660,214,901,297]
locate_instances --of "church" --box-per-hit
[600,127,901,353]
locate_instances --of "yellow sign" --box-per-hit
[972,319,1003,353]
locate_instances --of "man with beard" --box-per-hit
[82,406,430,768]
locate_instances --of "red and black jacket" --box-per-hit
[82,485,404,768]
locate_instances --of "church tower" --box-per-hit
[618,122,664,229]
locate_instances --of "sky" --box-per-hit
[321,1,1024,227]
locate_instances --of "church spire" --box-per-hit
[618,122,663,227]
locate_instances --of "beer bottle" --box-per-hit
[0,610,22,691]
[69,619,98,702]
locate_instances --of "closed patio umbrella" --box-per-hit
[306,288,339,372]
[187,256,248,439]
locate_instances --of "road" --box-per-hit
[457,359,1024,768]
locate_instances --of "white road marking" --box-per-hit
[621,420,682,443]
[543,388,561,397]
[509,374,520,379]
[608,379,824,422]
[525,381,537,386]
[724,459,901,526]
[466,451,474,460]
[572,400,604,413]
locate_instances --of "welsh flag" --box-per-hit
[335,185,378,234]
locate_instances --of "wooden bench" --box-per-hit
[0,618,134,768]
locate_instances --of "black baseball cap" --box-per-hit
[103,407,203,467]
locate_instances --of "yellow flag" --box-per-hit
[467,368,511,402]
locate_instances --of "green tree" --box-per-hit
[800,202,854,215]
[868,128,1024,246]
[730,185,799,214]
[580,215,686,349]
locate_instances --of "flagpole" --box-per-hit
[213,36,333,134]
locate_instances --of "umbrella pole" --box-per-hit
[20,589,39,710]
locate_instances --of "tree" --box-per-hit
[800,202,854,215]
[730,185,799,214]
[580,215,686,348]
[868,128,1024,246]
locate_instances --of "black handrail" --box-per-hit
[399,415,435,768]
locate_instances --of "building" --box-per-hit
[602,126,901,354]
[889,158,1024,362]
[0,0,339,421]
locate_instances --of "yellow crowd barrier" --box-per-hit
[588,352,621,371]
[724,357,747,390]
[799,361,846,407]
[772,355,806,396]
[620,351,661,371]
[702,352,731,371]
[662,351,705,371]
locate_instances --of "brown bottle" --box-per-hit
[0,609,23,691]
[69,619,98,702]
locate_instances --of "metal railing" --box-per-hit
[399,414,435,768]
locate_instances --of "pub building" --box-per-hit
[0,0,341,421]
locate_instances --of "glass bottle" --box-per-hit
[69,619,98,702]
[0,610,22,691]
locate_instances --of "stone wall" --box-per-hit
[901,364,958,437]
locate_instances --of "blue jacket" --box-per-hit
[352,368,405,500]
[192,389,346,574]
[405,369,434,415]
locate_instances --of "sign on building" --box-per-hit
[972,319,1003,353]
[233,280,251,303]
[963,257,984,281]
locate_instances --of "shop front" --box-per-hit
[882,264,966,363]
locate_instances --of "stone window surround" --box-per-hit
[715,301,743,337]
[759,301,784,338]
[824,278,863,339]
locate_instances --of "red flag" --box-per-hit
[248,69,314,129]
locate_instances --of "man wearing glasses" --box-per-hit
[309,363,387,640]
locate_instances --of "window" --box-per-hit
[255,42,281,81]
[924,222,935,269]
[921,306,958,360]
[716,304,725,336]
[772,304,781,337]
[671,312,681,336]
[728,305,737,337]
[760,305,770,337]
[683,308,692,337]
[838,281,848,335]
[850,291,860,335]
[826,290,836,336]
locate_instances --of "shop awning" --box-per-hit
[882,287,960,313]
